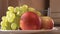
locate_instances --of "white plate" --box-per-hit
[0,27,58,34]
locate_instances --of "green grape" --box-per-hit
[20,5,28,11]
[1,26,11,30]
[8,6,14,12]
[1,26,7,30]
[1,21,10,27]
[12,16,20,28]
[16,11,21,16]
[28,7,42,16]
[1,21,7,27]
[13,16,20,28]
[2,16,8,22]
[1,15,11,30]
[22,5,28,8]
[14,16,20,22]
[17,7,27,16]
[28,7,35,11]
[16,5,28,16]
[6,11,16,23]
[1,21,11,30]
[14,7,20,13]
[22,5,28,11]
[6,11,10,14]
[36,11,42,16]
[11,23,18,30]
[6,24,11,30]
[1,16,8,27]
[16,11,24,16]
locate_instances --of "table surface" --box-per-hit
[32,27,60,34]
[0,27,60,34]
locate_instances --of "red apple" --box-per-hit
[41,16,54,29]
[20,12,41,30]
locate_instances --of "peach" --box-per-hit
[20,12,41,30]
[41,16,54,29]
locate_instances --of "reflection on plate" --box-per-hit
[0,27,58,34]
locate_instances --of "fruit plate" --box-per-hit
[0,27,58,34]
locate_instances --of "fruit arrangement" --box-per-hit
[0,5,54,30]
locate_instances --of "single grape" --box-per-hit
[14,7,20,13]
[22,5,28,8]
[8,6,14,12]
[11,23,18,30]
[22,5,28,11]
[6,11,16,23]
[28,7,35,11]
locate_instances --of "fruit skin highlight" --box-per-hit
[41,16,54,29]
[20,12,41,30]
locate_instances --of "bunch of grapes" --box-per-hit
[1,5,41,30]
